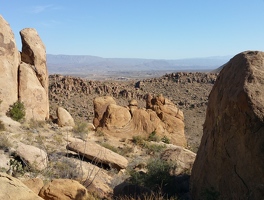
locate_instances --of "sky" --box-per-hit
[1,0,264,59]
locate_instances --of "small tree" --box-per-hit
[7,101,26,122]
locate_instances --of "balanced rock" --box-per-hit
[66,140,128,170]
[0,15,19,114]
[39,179,88,200]
[56,107,75,127]
[16,142,48,171]
[190,51,264,199]
[0,172,43,200]
[20,28,49,120]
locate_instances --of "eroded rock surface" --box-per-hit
[0,15,19,114]
[56,107,75,127]
[66,140,128,170]
[96,95,186,147]
[190,51,264,199]
[0,172,43,200]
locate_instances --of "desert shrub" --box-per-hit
[7,101,25,122]
[145,143,166,155]
[28,119,46,129]
[131,136,145,146]
[161,136,170,144]
[129,158,177,198]
[45,156,82,180]
[147,131,160,142]
[72,121,89,140]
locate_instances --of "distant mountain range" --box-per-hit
[47,54,232,76]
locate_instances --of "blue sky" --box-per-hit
[1,0,264,59]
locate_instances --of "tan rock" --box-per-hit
[0,15,19,114]
[56,107,75,127]
[160,145,196,175]
[39,179,88,200]
[20,28,49,119]
[66,140,128,170]
[66,157,113,199]
[190,51,264,200]
[0,172,43,200]
[102,104,131,129]
[19,62,48,121]
[93,96,116,127]
[16,142,48,171]
[22,178,44,195]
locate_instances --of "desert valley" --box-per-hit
[0,14,264,200]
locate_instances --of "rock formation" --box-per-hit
[15,142,48,171]
[0,15,20,114]
[0,172,43,200]
[0,15,49,121]
[94,95,186,147]
[190,51,264,199]
[56,107,75,127]
[39,179,89,200]
[19,28,49,120]
[66,140,128,170]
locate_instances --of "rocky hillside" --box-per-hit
[49,72,218,152]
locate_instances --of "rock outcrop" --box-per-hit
[66,140,128,170]
[95,95,186,147]
[0,15,49,121]
[160,145,196,175]
[190,51,264,199]
[0,15,20,114]
[16,142,48,171]
[56,107,75,127]
[0,172,43,200]
[19,28,49,121]
[39,179,89,200]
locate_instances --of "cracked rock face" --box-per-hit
[190,51,264,199]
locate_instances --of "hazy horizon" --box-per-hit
[1,1,264,60]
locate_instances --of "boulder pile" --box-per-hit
[94,94,187,147]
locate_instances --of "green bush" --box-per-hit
[161,136,170,144]
[7,101,25,122]
[129,158,176,197]
[147,131,160,142]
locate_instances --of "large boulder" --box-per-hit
[19,62,49,121]
[160,145,196,175]
[93,96,116,127]
[56,107,75,127]
[20,28,49,120]
[0,15,19,114]
[66,140,128,170]
[22,178,44,195]
[15,142,48,171]
[39,179,89,200]
[0,172,43,200]
[190,51,264,199]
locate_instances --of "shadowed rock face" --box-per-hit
[190,51,264,200]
